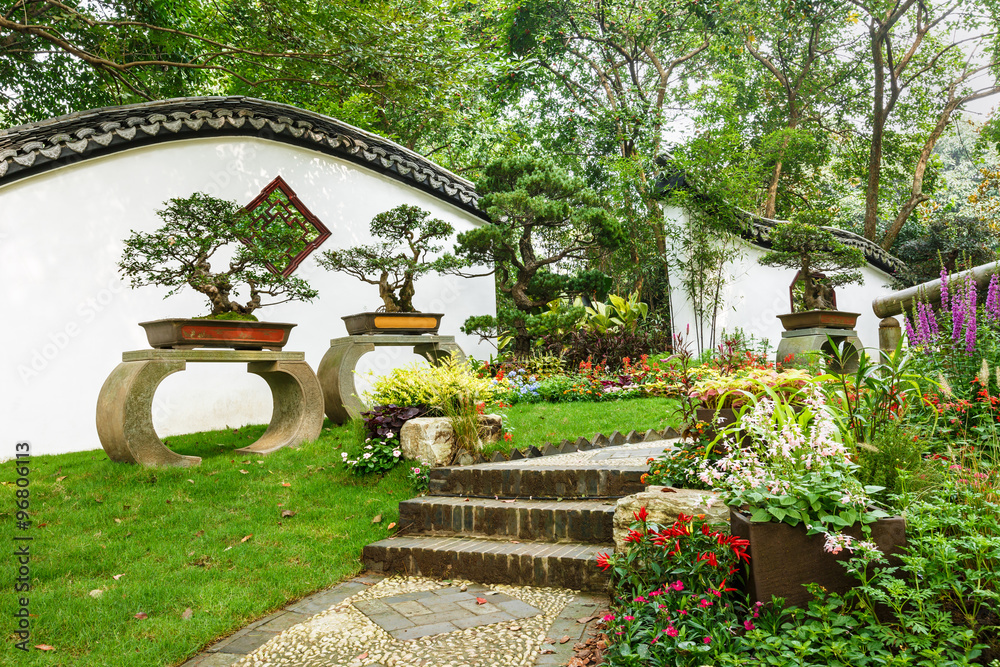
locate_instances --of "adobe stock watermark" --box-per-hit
[12,441,33,652]
[17,276,125,384]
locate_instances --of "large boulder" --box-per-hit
[613,486,730,553]
[399,414,504,466]
[400,418,456,466]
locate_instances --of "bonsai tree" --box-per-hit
[317,204,463,312]
[759,214,866,312]
[118,192,318,318]
[451,155,625,355]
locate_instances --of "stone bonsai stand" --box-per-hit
[96,349,324,467]
[317,334,465,424]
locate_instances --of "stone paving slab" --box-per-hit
[468,439,677,469]
[179,574,609,667]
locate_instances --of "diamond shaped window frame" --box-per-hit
[241,175,331,277]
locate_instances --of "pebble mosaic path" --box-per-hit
[180,574,607,667]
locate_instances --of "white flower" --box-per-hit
[341,452,348,460]
[393,449,401,457]
[365,444,373,450]
[363,452,372,459]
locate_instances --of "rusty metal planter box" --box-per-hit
[139,318,296,350]
[730,507,906,608]
[342,312,443,336]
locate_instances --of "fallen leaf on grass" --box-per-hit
[387,522,397,530]
[281,483,291,487]
[239,470,249,475]
[114,518,122,524]
[281,510,296,518]
[35,644,55,651]
[112,574,125,580]
[181,608,193,620]
[36,523,47,528]
[194,530,204,538]
[476,597,487,605]
[371,514,382,524]
[240,534,253,543]
[187,479,194,484]
[55,476,66,482]
[134,612,147,620]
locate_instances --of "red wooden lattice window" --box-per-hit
[242,176,331,277]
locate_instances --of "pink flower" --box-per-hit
[698,598,713,608]
[412,467,421,474]
[602,614,615,622]
[623,615,635,621]
[634,596,646,603]
[703,636,712,644]
[670,580,684,591]
[679,610,688,615]
[666,627,678,637]
[744,620,756,631]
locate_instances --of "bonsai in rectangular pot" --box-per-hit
[119,192,318,349]
[317,205,462,335]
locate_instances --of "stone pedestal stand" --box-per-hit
[96,350,324,467]
[775,327,863,373]
[317,335,465,424]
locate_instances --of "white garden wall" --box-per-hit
[2,135,495,456]
[664,205,897,357]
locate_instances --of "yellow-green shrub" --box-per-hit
[365,357,497,412]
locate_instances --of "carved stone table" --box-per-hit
[97,350,324,467]
[318,335,466,424]
[775,327,863,373]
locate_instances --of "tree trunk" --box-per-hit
[379,273,400,312]
[863,30,887,242]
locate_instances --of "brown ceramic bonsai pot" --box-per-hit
[140,319,296,350]
[778,310,860,331]
[342,312,444,336]
[730,507,906,608]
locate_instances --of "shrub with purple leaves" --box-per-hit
[541,328,670,372]
[361,404,427,441]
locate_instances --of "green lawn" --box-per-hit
[498,396,681,453]
[0,396,679,666]
[0,423,408,667]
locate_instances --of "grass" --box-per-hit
[493,396,681,456]
[0,396,680,665]
[0,422,409,667]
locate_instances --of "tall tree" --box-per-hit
[0,0,484,151]
[849,0,1000,249]
[477,0,718,258]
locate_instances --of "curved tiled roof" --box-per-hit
[654,161,905,275]
[735,209,906,276]
[0,96,483,217]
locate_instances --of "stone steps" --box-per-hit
[398,496,616,544]
[362,535,611,591]
[428,464,646,499]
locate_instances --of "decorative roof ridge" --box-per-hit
[733,208,906,275]
[0,96,483,218]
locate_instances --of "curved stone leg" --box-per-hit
[413,342,466,364]
[318,340,375,424]
[96,360,201,467]
[238,361,324,454]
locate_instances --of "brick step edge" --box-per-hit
[454,427,680,465]
[399,496,615,544]
[428,466,646,499]
[362,536,611,592]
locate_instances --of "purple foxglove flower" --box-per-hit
[940,268,950,314]
[904,314,918,346]
[987,274,1000,323]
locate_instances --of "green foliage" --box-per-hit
[759,217,866,311]
[118,192,317,316]
[364,357,496,412]
[894,213,1000,287]
[318,204,462,312]
[453,155,624,353]
[341,434,403,475]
